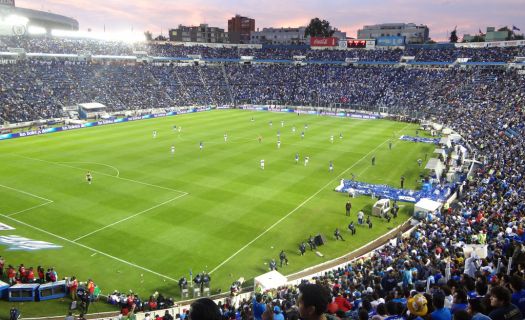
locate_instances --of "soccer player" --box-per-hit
[85,172,92,185]
[339,132,343,139]
[345,201,351,216]
[178,126,182,133]
[301,131,305,139]
[224,133,228,142]
[304,123,308,130]
[199,141,203,151]
[277,130,280,139]
[371,155,376,166]
[171,145,175,155]
[417,159,423,167]
[260,159,265,170]
[292,126,296,133]
[295,153,299,164]
[277,140,281,149]
[152,130,157,138]
[304,156,309,166]
[389,140,392,150]
[173,125,177,132]
[329,161,333,172]
[330,135,334,144]
[269,121,273,127]
[258,135,262,143]
[281,120,284,127]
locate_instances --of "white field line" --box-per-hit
[73,192,188,242]
[0,213,178,282]
[0,183,54,202]
[6,201,53,217]
[58,161,120,177]
[11,154,188,195]
[208,123,411,274]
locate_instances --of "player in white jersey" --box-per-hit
[199,141,203,151]
[281,120,284,127]
[153,130,157,138]
[224,133,228,142]
[86,171,92,184]
[178,126,182,132]
[171,145,175,154]
[329,161,333,172]
[292,126,296,133]
[304,156,309,166]
[340,132,343,139]
[277,140,281,149]
[260,159,265,170]
[330,135,334,144]
[295,153,299,164]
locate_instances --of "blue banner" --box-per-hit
[336,180,454,203]
[0,107,213,141]
[399,135,440,144]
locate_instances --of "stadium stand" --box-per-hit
[1,36,525,319]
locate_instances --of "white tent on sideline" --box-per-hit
[254,270,287,291]
[414,198,442,220]
[425,158,445,178]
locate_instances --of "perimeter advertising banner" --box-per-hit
[310,37,338,47]
[0,107,214,141]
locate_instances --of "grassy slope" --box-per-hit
[0,110,432,317]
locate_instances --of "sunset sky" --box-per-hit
[16,0,525,41]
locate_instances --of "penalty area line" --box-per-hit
[72,192,188,242]
[0,213,178,282]
[208,123,411,275]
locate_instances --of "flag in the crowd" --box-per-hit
[513,25,521,31]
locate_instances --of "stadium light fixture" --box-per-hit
[4,15,29,26]
[51,29,145,43]
[28,26,47,35]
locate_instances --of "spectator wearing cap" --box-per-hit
[430,291,451,320]
[407,293,428,320]
[488,286,522,320]
[273,305,285,320]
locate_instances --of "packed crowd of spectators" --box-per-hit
[1,60,524,124]
[1,36,525,62]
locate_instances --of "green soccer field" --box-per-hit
[0,110,433,316]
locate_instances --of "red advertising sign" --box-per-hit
[310,37,338,47]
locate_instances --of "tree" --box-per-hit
[144,30,153,41]
[154,35,167,41]
[449,29,458,43]
[304,18,335,38]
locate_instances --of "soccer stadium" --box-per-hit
[1,3,525,320]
